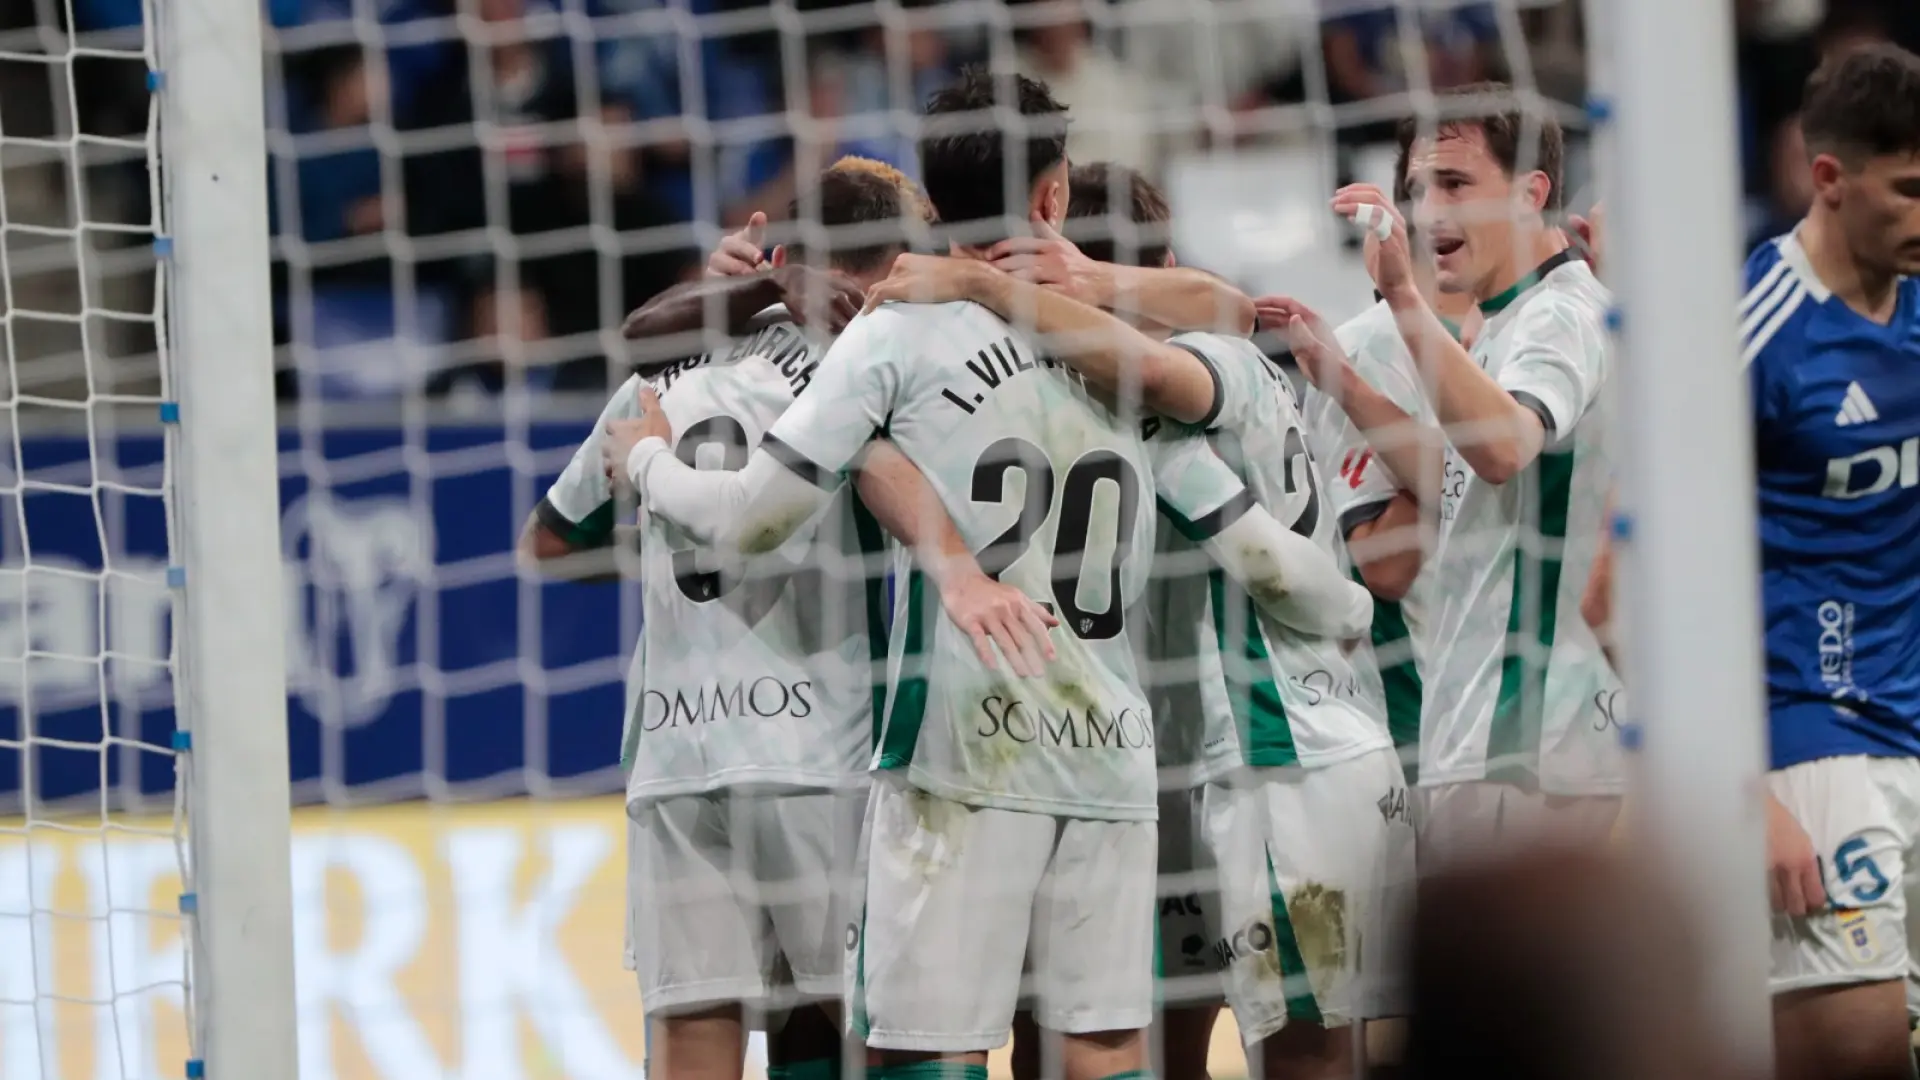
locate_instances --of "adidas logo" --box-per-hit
[1836,382,1879,427]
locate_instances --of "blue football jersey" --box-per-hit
[1745,230,1920,769]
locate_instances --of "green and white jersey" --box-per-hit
[1301,300,1442,758]
[769,301,1256,821]
[1146,331,1393,790]
[1423,255,1625,794]
[541,309,878,802]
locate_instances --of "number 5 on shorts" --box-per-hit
[1833,836,1891,905]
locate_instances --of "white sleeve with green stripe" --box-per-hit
[539,374,646,548]
[1493,291,1608,446]
[1148,431,1373,641]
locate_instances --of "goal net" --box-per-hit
[0,0,1764,1077]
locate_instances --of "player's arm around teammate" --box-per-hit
[864,254,1373,641]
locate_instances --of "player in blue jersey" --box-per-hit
[1744,44,1920,1080]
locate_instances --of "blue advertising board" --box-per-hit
[0,414,631,807]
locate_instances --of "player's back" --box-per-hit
[1147,331,1392,784]
[858,299,1163,820]
[1744,231,1920,768]
[627,313,876,800]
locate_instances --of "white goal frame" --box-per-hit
[1599,0,1773,1068]
[157,0,299,1075]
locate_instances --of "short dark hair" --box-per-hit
[1395,82,1565,212]
[918,68,1069,239]
[785,157,929,275]
[1065,162,1172,268]
[1801,43,1920,163]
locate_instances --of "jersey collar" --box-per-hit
[1478,249,1577,316]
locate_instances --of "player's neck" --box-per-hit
[1800,210,1901,322]
[1476,227,1569,311]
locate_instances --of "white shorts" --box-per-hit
[627,788,864,1016]
[1203,747,1417,1045]
[847,773,1156,1052]
[1768,754,1920,995]
[1413,780,1620,869]
[1156,786,1226,1005]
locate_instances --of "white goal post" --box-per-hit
[1600,0,1772,1067]
[158,0,299,1075]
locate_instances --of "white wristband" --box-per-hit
[626,436,670,495]
[1351,203,1394,242]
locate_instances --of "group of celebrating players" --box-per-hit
[517,39,1920,1080]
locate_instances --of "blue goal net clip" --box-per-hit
[177,892,197,915]
[1618,722,1644,752]
[170,730,191,751]
[152,236,173,259]
[146,70,165,93]
[158,401,179,424]
[166,565,186,588]
[185,1058,204,1079]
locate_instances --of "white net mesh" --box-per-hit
[0,3,196,1079]
[0,0,1614,1077]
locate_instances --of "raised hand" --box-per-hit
[1568,202,1605,279]
[985,210,1106,305]
[603,385,674,489]
[1331,184,1416,302]
[1255,295,1352,397]
[705,212,770,278]
[772,265,865,334]
[862,253,995,312]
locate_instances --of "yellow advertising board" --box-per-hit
[1,797,1250,1080]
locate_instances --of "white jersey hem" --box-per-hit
[625,769,869,808]
[1414,764,1627,798]
[897,766,1158,823]
[1196,731,1395,784]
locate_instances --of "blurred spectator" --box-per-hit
[1116,0,1313,146]
[1012,0,1159,175]
[830,0,967,182]
[285,45,388,246]
[1320,2,1504,114]
[1319,2,1505,191]
[402,0,697,394]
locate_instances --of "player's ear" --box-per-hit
[1809,153,1849,206]
[770,244,788,269]
[1035,173,1066,230]
[1522,170,1552,215]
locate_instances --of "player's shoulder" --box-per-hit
[1525,258,1610,326]
[1168,329,1266,376]
[862,298,1006,338]
[1741,231,1825,371]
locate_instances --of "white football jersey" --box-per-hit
[1300,299,1442,755]
[769,301,1255,821]
[1422,255,1626,793]
[1146,331,1393,789]
[542,310,878,802]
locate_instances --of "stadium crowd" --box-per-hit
[15,0,1913,402]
